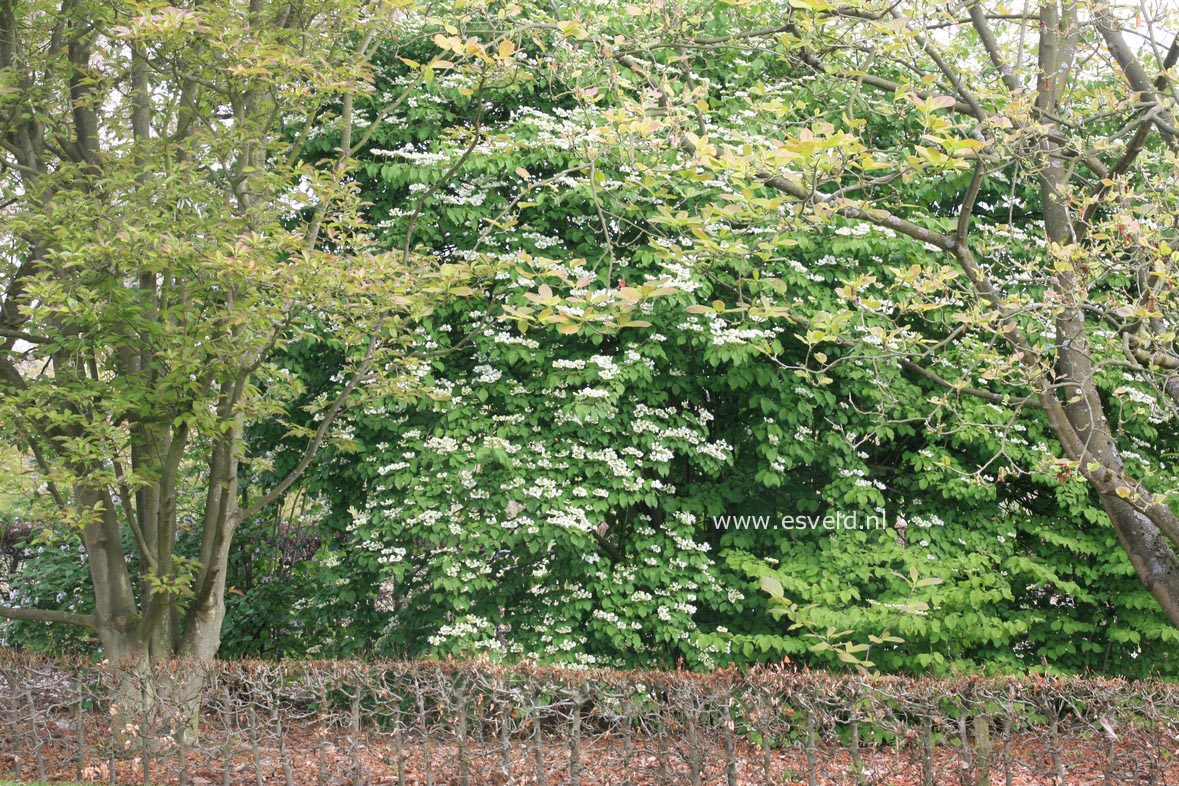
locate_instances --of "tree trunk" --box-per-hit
[85,462,236,750]
[1099,497,1179,625]
[108,657,212,750]
[1034,0,1179,629]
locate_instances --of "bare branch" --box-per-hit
[0,326,46,343]
[956,159,987,246]
[887,7,986,120]
[1081,34,1179,232]
[779,24,1111,178]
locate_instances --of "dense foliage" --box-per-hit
[4,0,1179,678]
[224,5,1177,677]
[0,0,520,665]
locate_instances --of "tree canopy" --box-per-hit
[4,0,1179,677]
[0,0,509,663]
[209,0,1179,676]
[591,0,1179,640]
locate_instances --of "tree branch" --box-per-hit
[237,334,381,524]
[1081,35,1179,232]
[779,24,1111,178]
[1094,5,1179,150]
[967,1,1024,94]
[956,158,987,246]
[0,326,46,343]
[888,7,986,120]
[899,358,1039,407]
[0,604,94,629]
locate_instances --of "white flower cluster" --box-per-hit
[427,614,496,648]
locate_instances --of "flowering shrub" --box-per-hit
[237,11,1179,676]
[341,310,742,666]
[8,2,1176,676]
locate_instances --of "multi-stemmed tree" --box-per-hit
[0,0,506,668]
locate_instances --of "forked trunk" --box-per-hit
[108,658,212,751]
[94,580,227,749]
